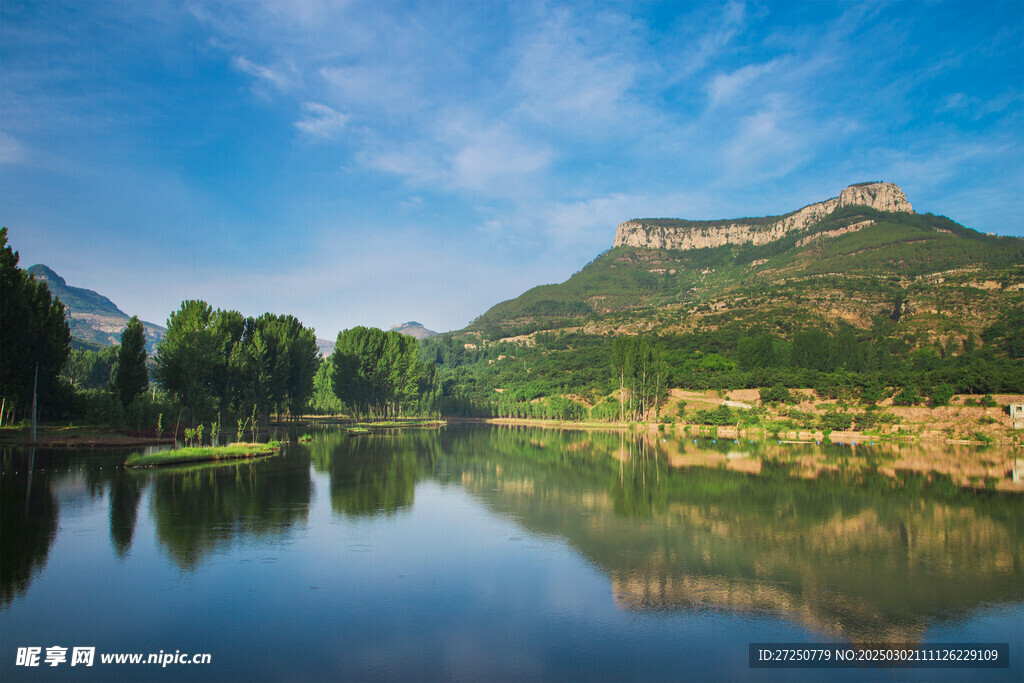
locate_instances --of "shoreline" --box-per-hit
[449,416,1014,446]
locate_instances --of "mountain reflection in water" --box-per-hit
[2,425,1021,672]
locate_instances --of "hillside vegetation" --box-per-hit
[419,191,1023,432]
[471,207,1023,339]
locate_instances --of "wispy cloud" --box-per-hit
[360,144,445,186]
[708,60,780,106]
[447,121,554,195]
[510,8,645,131]
[231,55,296,93]
[294,102,349,139]
[938,90,1021,120]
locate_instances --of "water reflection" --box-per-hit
[146,446,312,570]
[1,451,58,608]
[1,426,1021,651]
[108,464,143,558]
[309,430,431,518]
[438,427,1024,644]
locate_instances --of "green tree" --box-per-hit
[0,228,71,417]
[232,313,319,422]
[737,332,778,369]
[281,315,319,418]
[309,357,346,414]
[114,316,148,411]
[212,309,246,415]
[332,327,422,417]
[609,335,666,421]
[153,300,222,425]
[791,329,835,372]
[62,346,118,390]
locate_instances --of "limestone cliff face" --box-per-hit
[613,182,913,251]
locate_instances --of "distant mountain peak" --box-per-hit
[389,321,438,339]
[25,264,165,351]
[27,263,66,287]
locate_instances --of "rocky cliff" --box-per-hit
[614,182,914,251]
[27,264,166,351]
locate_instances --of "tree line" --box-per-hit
[152,300,320,426]
[421,312,1024,421]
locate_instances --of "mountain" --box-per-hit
[27,264,166,352]
[316,338,335,358]
[390,321,438,340]
[468,182,1024,345]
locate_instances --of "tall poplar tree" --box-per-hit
[153,300,221,426]
[114,316,148,410]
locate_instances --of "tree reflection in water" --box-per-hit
[148,447,312,570]
[435,426,1024,644]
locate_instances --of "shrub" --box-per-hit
[694,404,734,425]
[928,383,956,407]
[760,384,793,404]
[856,407,881,430]
[892,385,922,406]
[819,410,853,431]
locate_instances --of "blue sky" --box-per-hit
[2,1,1022,338]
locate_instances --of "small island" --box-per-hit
[125,441,281,468]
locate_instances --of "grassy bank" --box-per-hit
[125,441,281,468]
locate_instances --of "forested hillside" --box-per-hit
[422,187,1023,423]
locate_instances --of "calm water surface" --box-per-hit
[2,426,1022,681]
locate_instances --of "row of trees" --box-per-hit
[2,218,443,428]
[153,301,320,426]
[611,335,668,421]
[330,326,441,418]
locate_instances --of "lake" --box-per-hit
[2,426,1021,681]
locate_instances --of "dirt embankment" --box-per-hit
[2,426,175,448]
[664,389,1024,445]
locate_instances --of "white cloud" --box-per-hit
[294,102,349,139]
[720,102,811,183]
[879,141,1017,190]
[399,195,424,209]
[231,55,296,92]
[673,0,748,78]
[449,123,554,194]
[937,90,1020,120]
[360,119,553,198]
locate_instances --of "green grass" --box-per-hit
[125,441,281,467]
